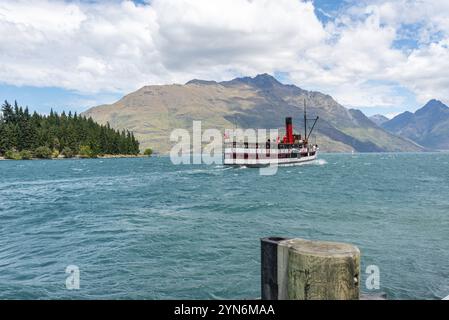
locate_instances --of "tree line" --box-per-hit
[0,100,140,159]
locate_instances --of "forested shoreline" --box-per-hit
[0,100,140,160]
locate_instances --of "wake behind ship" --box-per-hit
[223,105,319,167]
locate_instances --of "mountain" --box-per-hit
[369,114,389,126]
[382,99,449,150]
[82,74,422,153]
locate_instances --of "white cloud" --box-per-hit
[293,0,449,107]
[0,0,160,93]
[0,0,449,109]
[148,0,330,86]
[0,0,86,32]
[77,56,108,76]
[0,0,327,93]
[388,39,449,104]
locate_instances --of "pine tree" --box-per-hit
[1,101,14,123]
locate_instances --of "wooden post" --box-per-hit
[261,237,360,300]
[261,237,291,300]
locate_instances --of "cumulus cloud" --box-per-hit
[0,0,449,109]
[339,0,449,106]
[0,0,160,93]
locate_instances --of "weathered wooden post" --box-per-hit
[261,237,360,300]
[261,237,291,300]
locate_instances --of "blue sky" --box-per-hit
[1,0,449,118]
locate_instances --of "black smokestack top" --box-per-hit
[285,117,292,125]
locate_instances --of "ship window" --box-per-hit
[233,142,236,148]
[244,153,248,159]
[244,142,248,149]
[233,153,236,159]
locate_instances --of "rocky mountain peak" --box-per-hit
[369,114,389,126]
[415,99,449,116]
[220,73,282,88]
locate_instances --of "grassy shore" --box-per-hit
[97,154,147,159]
[0,154,149,161]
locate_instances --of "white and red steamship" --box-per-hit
[223,106,319,167]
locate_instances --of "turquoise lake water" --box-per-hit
[0,153,448,299]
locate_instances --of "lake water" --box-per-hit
[0,153,448,299]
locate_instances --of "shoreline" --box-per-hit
[0,154,149,161]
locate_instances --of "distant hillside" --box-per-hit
[83,74,423,153]
[382,99,449,150]
[369,114,389,126]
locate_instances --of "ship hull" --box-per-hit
[223,152,317,167]
[222,115,320,168]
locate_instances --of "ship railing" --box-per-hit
[223,149,297,156]
[223,142,277,149]
[223,142,306,149]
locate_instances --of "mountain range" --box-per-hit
[82,74,423,154]
[381,99,449,150]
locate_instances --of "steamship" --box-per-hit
[223,103,319,167]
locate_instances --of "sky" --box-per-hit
[1,0,449,117]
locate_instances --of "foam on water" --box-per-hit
[273,158,327,167]
[314,158,327,165]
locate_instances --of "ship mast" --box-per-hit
[304,99,307,144]
[303,98,319,143]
